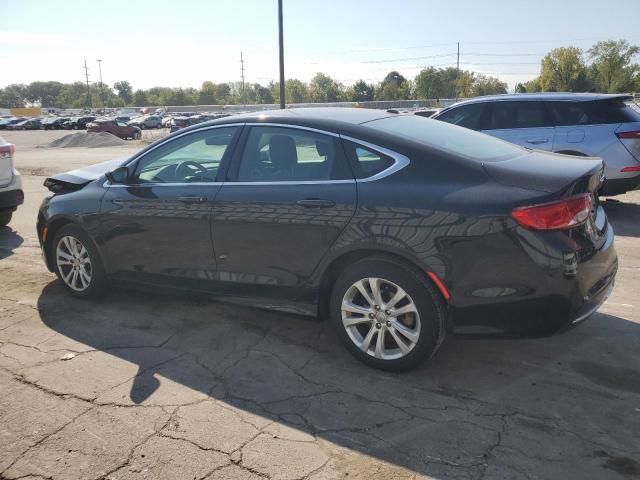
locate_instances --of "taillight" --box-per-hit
[621,165,640,172]
[617,130,640,139]
[0,144,15,156]
[512,194,592,231]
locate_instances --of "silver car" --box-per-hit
[432,93,640,196]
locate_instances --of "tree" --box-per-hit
[539,47,590,92]
[471,75,508,96]
[589,39,640,92]
[214,84,231,104]
[413,67,458,99]
[255,84,274,104]
[515,83,527,93]
[376,71,410,100]
[351,80,374,101]
[25,81,64,107]
[524,77,542,92]
[133,90,148,107]
[198,81,217,105]
[309,73,344,102]
[0,84,27,108]
[113,81,133,104]
[455,71,475,98]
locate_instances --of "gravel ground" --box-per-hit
[0,129,639,480]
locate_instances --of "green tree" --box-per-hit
[214,84,231,104]
[539,47,590,92]
[515,82,527,93]
[26,81,64,107]
[133,90,148,107]
[455,71,475,98]
[376,71,410,100]
[471,74,508,96]
[0,84,27,108]
[524,77,542,92]
[588,39,640,92]
[309,73,344,102]
[414,67,458,99]
[351,80,374,101]
[198,81,217,104]
[255,84,274,104]
[113,81,133,104]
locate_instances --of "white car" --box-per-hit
[0,137,23,227]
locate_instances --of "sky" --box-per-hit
[1,0,639,92]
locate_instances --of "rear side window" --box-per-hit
[548,100,640,126]
[366,115,523,162]
[488,101,551,130]
[343,141,394,178]
[436,102,486,130]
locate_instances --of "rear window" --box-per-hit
[366,115,523,162]
[547,99,640,126]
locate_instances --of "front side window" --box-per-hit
[236,126,350,182]
[488,101,551,130]
[133,127,238,183]
[436,103,486,131]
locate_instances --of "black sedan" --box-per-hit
[37,108,617,370]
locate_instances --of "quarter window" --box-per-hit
[343,141,394,178]
[236,126,351,182]
[436,103,486,131]
[133,127,238,183]
[488,101,551,129]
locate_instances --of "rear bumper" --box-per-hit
[600,174,640,196]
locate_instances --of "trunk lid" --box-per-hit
[0,139,15,187]
[483,150,603,196]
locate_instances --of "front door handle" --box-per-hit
[177,196,208,203]
[296,199,336,208]
[527,138,549,144]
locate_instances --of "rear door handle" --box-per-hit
[527,138,549,144]
[177,196,207,203]
[296,199,336,208]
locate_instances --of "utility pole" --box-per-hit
[83,59,92,110]
[240,51,246,106]
[96,59,104,109]
[278,0,285,109]
[455,42,460,100]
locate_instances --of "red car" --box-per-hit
[87,119,141,140]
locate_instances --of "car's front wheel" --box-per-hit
[52,224,107,298]
[330,256,447,371]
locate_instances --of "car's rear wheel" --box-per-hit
[0,211,12,227]
[52,224,107,298]
[330,256,447,371]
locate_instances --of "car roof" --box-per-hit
[184,107,397,133]
[448,92,633,107]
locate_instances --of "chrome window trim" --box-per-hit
[105,121,410,188]
[340,135,411,183]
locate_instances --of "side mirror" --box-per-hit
[105,166,130,184]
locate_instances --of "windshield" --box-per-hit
[365,115,523,162]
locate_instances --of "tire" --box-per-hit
[51,224,108,298]
[330,256,447,371]
[0,211,12,227]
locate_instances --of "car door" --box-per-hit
[210,124,357,303]
[482,101,555,151]
[99,125,241,290]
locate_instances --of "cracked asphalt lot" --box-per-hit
[1,130,640,479]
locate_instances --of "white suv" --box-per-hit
[432,93,640,196]
[0,137,23,227]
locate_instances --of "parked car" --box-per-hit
[44,117,71,130]
[0,137,23,227]
[37,108,617,371]
[128,115,162,129]
[0,117,26,130]
[432,93,640,196]
[63,116,96,130]
[169,116,202,132]
[414,108,442,118]
[87,119,141,139]
[6,118,42,130]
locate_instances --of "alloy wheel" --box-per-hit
[341,277,421,360]
[56,235,92,291]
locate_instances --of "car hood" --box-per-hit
[44,158,127,193]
